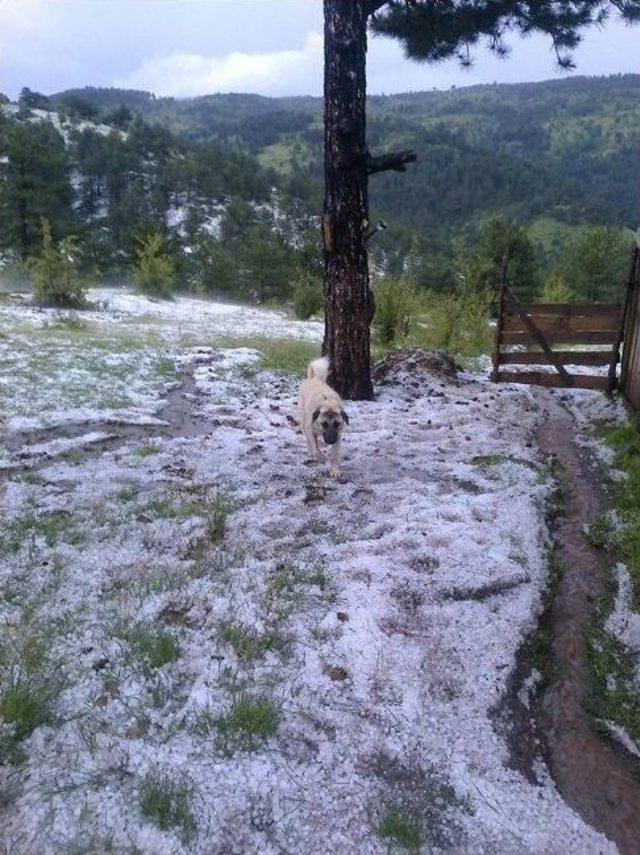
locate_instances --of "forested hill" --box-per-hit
[50,74,640,236]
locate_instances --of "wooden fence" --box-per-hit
[492,243,640,404]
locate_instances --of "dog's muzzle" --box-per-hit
[323,429,339,445]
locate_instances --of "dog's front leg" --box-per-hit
[304,426,321,462]
[329,438,341,478]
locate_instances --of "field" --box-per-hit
[0,288,630,853]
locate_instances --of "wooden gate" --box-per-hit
[492,244,639,400]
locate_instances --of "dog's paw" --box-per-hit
[329,469,341,479]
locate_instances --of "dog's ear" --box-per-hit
[341,408,349,425]
[312,408,321,422]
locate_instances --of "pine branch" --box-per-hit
[366,149,417,175]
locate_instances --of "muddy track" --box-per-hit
[517,395,640,853]
[1,359,212,479]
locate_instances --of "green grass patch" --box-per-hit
[0,509,85,554]
[155,356,177,378]
[600,422,640,606]
[220,336,319,375]
[377,806,423,852]
[128,627,181,668]
[587,614,640,745]
[135,443,161,458]
[0,677,52,742]
[471,454,505,468]
[215,696,280,750]
[219,621,285,662]
[139,771,196,843]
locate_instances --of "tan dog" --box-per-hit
[298,356,349,478]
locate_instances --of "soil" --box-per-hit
[501,393,640,854]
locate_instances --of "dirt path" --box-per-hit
[537,395,640,854]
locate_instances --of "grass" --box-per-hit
[599,423,640,605]
[127,627,181,669]
[213,696,280,750]
[0,677,52,742]
[582,421,640,747]
[219,621,285,662]
[471,454,506,468]
[140,493,231,541]
[0,509,85,555]
[377,806,423,852]
[519,544,564,688]
[587,612,640,745]
[219,335,319,375]
[205,495,231,543]
[135,443,160,458]
[116,486,138,503]
[139,771,196,843]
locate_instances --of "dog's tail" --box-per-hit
[307,356,329,382]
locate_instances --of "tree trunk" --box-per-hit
[323,0,374,400]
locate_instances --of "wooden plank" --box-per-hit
[499,350,616,367]
[503,300,621,318]
[497,371,610,391]
[501,329,617,346]
[502,312,620,335]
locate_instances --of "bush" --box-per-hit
[133,231,176,298]
[417,288,493,361]
[539,273,575,303]
[293,271,323,319]
[27,220,86,308]
[374,277,421,343]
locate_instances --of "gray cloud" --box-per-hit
[0,0,637,100]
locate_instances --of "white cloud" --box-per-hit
[116,31,323,97]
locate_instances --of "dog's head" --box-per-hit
[312,405,349,445]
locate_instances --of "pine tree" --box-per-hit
[323,0,640,398]
[3,122,73,260]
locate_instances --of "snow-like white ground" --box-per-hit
[0,290,620,853]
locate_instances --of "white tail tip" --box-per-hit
[307,356,329,381]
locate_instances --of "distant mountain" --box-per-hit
[51,75,640,238]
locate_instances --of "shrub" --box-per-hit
[374,277,421,343]
[133,231,175,298]
[417,288,493,361]
[293,271,323,319]
[539,273,575,303]
[27,219,86,308]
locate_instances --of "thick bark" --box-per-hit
[323,0,374,400]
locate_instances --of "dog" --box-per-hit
[298,356,349,478]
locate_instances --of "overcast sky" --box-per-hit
[0,0,638,100]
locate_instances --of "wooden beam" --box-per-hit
[499,350,616,367]
[497,371,610,391]
[501,329,617,346]
[503,301,621,319]
[502,313,620,335]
